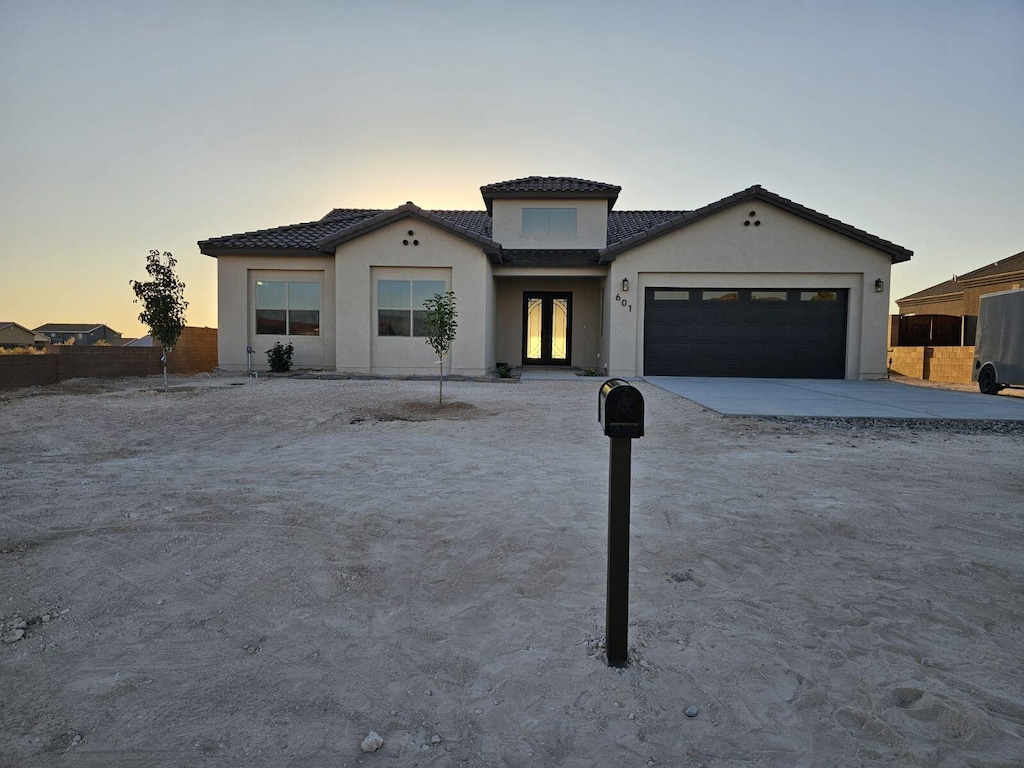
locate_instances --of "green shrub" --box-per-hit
[266,342,294,372]
[496,363,513,378]
[582,367,599,376]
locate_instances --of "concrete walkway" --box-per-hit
[518,368,593,381]
[644,377,1024,420]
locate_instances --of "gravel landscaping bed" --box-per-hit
[1,375,1022,766]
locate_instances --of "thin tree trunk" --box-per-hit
[438,357,443,406]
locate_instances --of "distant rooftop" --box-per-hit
[34,323,119,334]
[896,250,1024,304]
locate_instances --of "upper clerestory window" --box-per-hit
[521,208,577,238]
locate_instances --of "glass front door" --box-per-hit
[522,292,572,365]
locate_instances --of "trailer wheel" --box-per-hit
[978,364,1003,395]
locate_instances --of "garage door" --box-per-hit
[644,288,848,378]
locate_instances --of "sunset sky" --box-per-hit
[2,0,1021,338]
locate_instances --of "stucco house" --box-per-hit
[893,249,1024,347]
[33,323,123,346]
[199,177,911,379]
[0,322,47,348]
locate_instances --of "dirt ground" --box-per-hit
[1,374,1022,767]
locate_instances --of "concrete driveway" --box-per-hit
[644,376,1024,419]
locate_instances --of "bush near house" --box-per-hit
[266,342,294,373]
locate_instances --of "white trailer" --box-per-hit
[973,288,1024,395]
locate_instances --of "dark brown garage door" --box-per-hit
[643,288,848,378]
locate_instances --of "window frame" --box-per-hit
[255,280,321,336]
[521,207,578,238]
[376,278,448,338]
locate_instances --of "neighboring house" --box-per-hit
[894,250,1024,346]
[199,177,911,379]
[0,322,47,348]
[34,323,122,346]
[125,335,155,347]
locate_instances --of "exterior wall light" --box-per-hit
[875,278,884,293]
[621,278,629,292]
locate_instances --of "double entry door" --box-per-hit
[522,292,572,366]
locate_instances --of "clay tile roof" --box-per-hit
[431,210,493,239]
[199,211,384,253]
[481,176,621,195]
[606,211,687,247]
[480,176,621,213]
[316,203,502,253]
[199,183,913,265]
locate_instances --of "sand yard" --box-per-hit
[1,375,1022,767]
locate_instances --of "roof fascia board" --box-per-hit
[492,265,607,277]
[896,292,964,307]
[199,246,327,258]
[481,190,619,214]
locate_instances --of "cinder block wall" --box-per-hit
[48,345,163,380]
[887,346,974,384]
[924,346,975,384]
[165,327,218,374]
[0,346,162,390]
[0,354,60,390]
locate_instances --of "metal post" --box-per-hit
[606,436,632,667]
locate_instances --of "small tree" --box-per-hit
[422,291,458,406]
[130,250,188,388]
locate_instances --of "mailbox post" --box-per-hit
[597,379,644,667]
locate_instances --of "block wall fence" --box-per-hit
[0,327,217,391]
[888,346,974,384]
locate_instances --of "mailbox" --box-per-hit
[598,379,644,439]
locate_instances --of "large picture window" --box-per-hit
[255,281,320,335]
[522,208,577,237]
[378,279,446,336]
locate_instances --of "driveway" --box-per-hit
[644,376,1024,419]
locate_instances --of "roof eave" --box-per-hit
[895,291,964,306]
[481,190,620,215]
[198,245,328,258]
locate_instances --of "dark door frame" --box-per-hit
[522,291,573,366]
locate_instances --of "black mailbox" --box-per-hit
[598,379,644,439]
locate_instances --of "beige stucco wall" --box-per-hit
[491,199,608,249]
[216,255,336,371]
[493,277,604,368]
[606,202,897,379]
[897,296,965,317]
[333,219,494,375]
[0,325,37,346]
